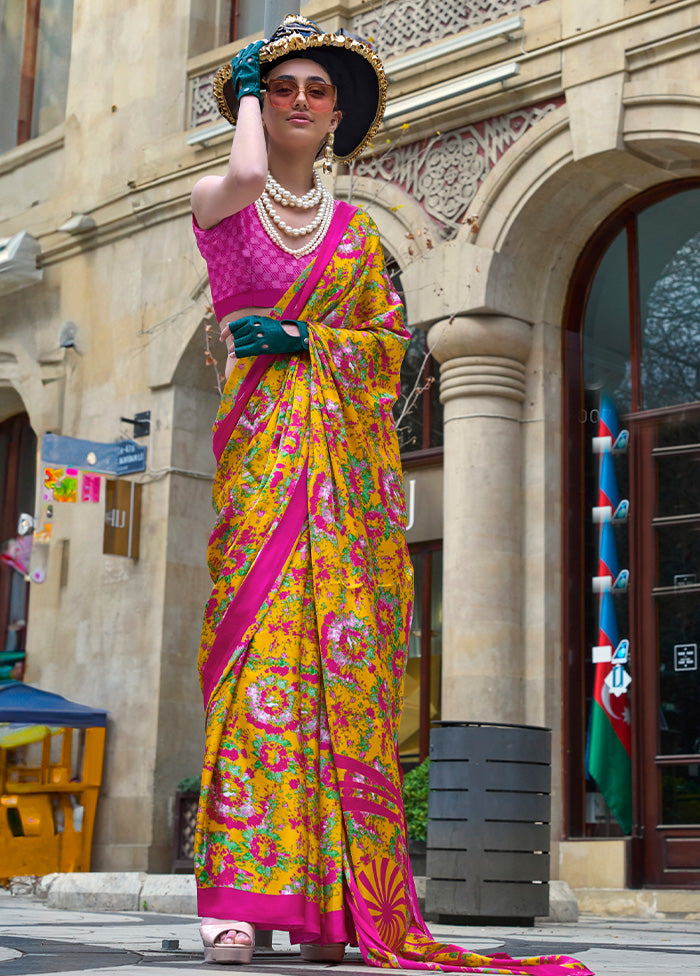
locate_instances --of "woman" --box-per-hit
[192,16,593,976]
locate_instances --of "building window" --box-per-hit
[384,254,444,458]
[230,1,264,41]
[399,542,442,766]
[564,179,700,882]
[0,0,74,154]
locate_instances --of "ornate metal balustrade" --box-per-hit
[353,0,548,59]
[352,98,563,237]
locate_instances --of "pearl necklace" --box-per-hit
[255,173,334,257]
[266,171,322,209]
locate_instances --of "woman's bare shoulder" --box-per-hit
[191,172,264,230]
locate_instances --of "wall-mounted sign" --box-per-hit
[674,643,698,672]
[404,465,443,544]
[103,480,142,559]
[42,434,146,475]
[674,573,697,588]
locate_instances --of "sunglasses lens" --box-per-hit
[266,80,335,110]
[306,84,335,109]
[267,81,297,105]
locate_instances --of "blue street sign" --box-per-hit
[41,434,147,475]
[116,440,147,474]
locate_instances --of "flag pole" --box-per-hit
[264,1,298,39]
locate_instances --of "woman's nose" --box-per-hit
[293,86,309,108]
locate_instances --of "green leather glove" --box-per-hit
[231,40,265,107]
[229,315,310,358]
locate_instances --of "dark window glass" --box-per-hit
[639,190,700,410]
[399,545,442,766]
[0,3,26,153]
[232,1,264,40]
[31,0,74,140]
[0,0,73,152]
[661,766,700,825]
[583,229,632,413]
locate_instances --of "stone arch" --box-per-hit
[334,174,441,324]
[468,87,700,325]
[0,346,51,434]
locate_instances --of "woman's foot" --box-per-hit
[200,919,255,964]
[300,942,345,963]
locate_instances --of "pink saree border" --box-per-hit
[212,355,273,465]
[197,887,355,945]
[204,203,359,706]
[201,460,309,708]
[211,201,358,466]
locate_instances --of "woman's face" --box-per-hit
[261,58,341,153]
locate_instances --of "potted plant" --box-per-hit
[403,759,429,876]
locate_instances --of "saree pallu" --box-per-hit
[195,205,593,976]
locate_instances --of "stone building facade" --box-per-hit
[1,0,699,892]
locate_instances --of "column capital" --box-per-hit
[428,314,533,407]
[427,313,532,365]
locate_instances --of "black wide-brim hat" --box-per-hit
[213,15,386,163]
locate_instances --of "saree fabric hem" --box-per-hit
[197,887,356,945]
[194,205,594,976]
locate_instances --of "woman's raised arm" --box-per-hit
[191,43,268,230]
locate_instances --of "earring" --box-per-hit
[323,132,335,174]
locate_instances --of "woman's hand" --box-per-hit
[220,322,238,359]
[228,315,310,358]
[231,40,265,107]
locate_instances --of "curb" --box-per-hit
[38,873,197,915]
[31,874,576,924]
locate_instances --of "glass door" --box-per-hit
[636,408,700,884]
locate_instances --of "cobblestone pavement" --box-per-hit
[2,892,700,975]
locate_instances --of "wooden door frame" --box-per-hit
[0,413,34,656]
[632,403,700,886]
[407,538,443,764]
[561,176,700,880]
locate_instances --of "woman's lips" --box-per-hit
[288,114,312,123]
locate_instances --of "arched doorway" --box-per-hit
[0,410,36,679]
[564,178,700,886]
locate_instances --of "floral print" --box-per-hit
[194,209,592,975]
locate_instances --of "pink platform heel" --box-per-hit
[199,919,255,964]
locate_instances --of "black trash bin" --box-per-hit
[425,722,551,924]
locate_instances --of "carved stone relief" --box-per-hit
[191,70,219,129]
[351,99,564,236]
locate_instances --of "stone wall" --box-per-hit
[1,0,699,877]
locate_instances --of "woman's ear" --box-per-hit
[329,110,342,132]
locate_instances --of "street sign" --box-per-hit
[41,434,147,475]
[116,441,147,475]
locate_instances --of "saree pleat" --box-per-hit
[195,208,593,975]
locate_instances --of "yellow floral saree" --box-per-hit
[195,204,593,975]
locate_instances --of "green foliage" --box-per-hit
[402,759,429,842]
[177,774,201,794]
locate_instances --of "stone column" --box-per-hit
[427,314,532,724]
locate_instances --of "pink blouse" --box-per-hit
[192,201,338,321]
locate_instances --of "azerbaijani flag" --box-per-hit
[592,519,619,592]
[587,590,632,833]
[598,449,619,512]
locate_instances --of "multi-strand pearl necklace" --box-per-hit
[255,172,334,257]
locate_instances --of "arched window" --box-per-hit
[563,179,700,885]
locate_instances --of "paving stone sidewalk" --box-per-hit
[2,890,700,975]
